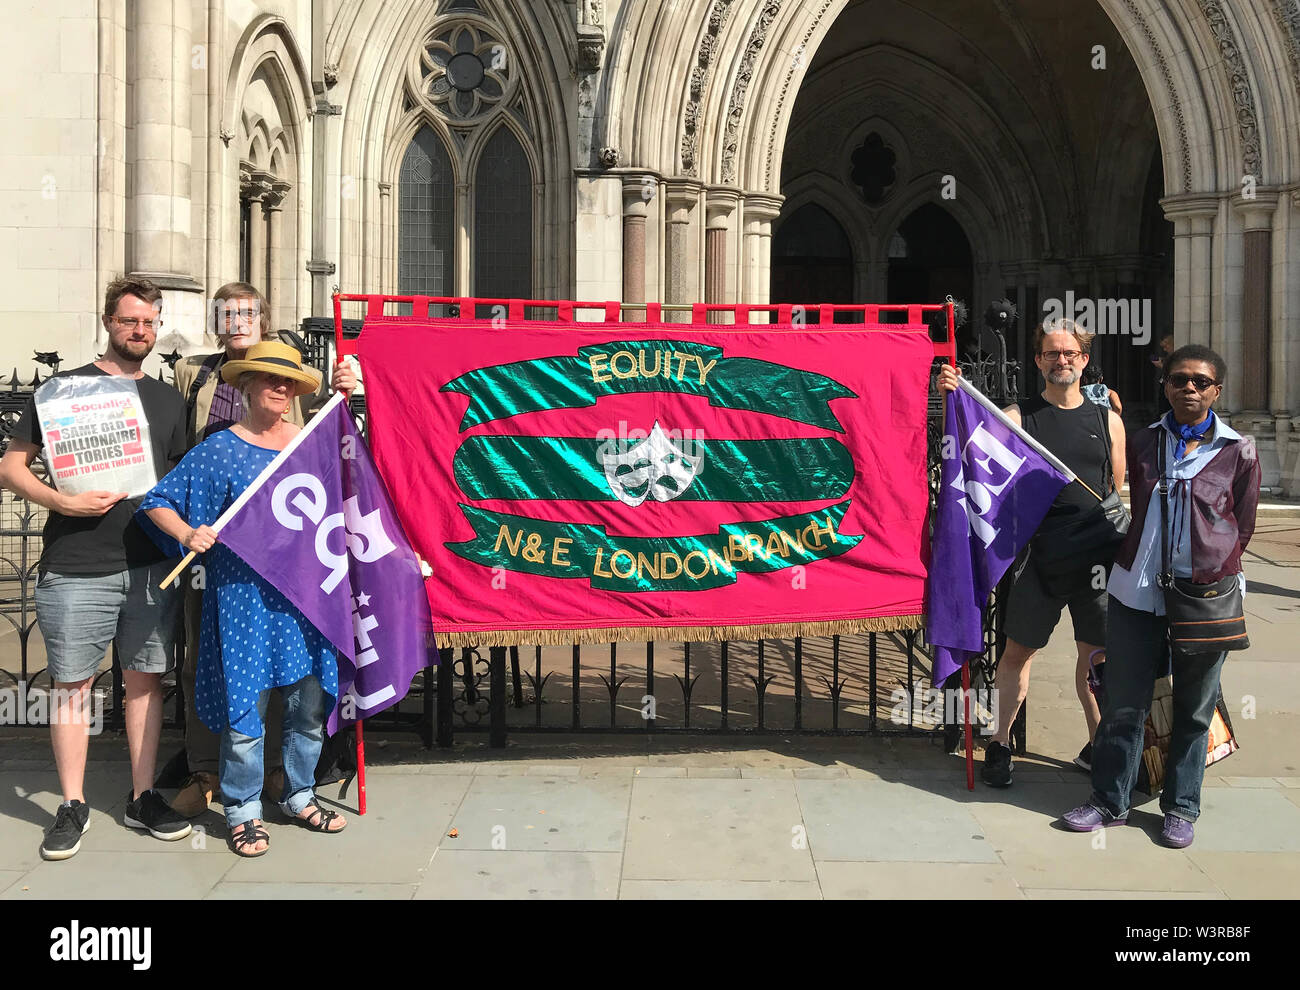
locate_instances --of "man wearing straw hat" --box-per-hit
[169,282,355,817]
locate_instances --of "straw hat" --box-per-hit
[220,340,321,396]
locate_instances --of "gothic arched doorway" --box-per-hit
[770,202,854,304]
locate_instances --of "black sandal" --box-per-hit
[228,820,270,857]
[293,797,346,834]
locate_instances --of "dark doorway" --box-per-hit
[771,203,854,304]
[887,203,973,340]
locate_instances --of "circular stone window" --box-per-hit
[420,24,510,120]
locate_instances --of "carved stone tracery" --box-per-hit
[681,0,735,176]
[1270,0,1300,104]
[721,0,783,185]
[1197,0,1263,180]
[764,0,835,188]
[1123,0,1192,191]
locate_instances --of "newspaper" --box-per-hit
[34,375,158,497]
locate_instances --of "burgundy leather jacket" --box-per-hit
[1113,422,1261,583]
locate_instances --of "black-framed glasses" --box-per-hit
[107,316,162,331]
[1040,349,1083,362]
[1164,373,1220,391]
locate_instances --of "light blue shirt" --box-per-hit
[1107,415,1246,615]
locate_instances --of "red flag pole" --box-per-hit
[333,290,368,816]
[962,661,974,790]
[356,717,366,810]
[941,299,975,791]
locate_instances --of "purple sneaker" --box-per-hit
[1061,804,1127,832]
[1159,813,1194,848]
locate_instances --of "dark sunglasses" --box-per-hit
[1164,373,1220,391]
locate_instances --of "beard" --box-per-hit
[1047,367,1080,386]
[107,335,152,362]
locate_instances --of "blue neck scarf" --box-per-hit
[1164,409,1215,460]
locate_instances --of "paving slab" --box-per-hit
[817,861,1023,899]
[3,851,234,899]
[1184,851,1300,899]
[222,774,469,885]
[1222,776,1280,788]
[207,882,419,900]
[415,850,620,899]
[956,784,1222,892]
[1022,888,1227,900]
[0,870,26,895]
[797,779,998,863]
[1185,789,1300,852]
[619,879,821,899]
[631,766,685,777]
[445,775,630,852]
[0,769,134,871]
[622,777,816,882]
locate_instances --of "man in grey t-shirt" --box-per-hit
[0,277,193,860]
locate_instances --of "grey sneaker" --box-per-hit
[124,789,192,841]
[981,740,1013,787]
[41,800,90,861]
[1073,742,1093,772]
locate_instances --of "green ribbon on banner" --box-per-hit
[445,500,860,592]
[453,435,854,502]
[441,339,856,432]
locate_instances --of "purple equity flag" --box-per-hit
[927,377,1074,688]
[214,392,433,733]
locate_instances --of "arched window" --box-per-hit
[473,127,532,299]
[398,126,455,296]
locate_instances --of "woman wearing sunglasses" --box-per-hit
[1062,345,1260,848]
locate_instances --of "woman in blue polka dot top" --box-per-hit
[142,342,348,857]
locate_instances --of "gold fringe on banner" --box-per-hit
[434,614,924,649]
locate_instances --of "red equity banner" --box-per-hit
[357,319,934,647]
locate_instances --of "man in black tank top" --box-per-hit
[945,319,1126,788]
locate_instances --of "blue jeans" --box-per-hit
[1089,596,1227,822]
[219,675,326,828]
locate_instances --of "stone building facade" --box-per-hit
[4,0,1299,492]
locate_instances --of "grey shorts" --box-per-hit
[35,562,180,683]
[1003,553,1108,651]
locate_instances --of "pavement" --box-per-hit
[0,520,1297,899]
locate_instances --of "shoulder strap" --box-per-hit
[1097,401,1115,496]
[1158,431,1171,588]
[185,352,224,421]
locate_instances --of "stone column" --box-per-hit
[741,196,782,321]
[244,172,272,294]
[263,179,291,331]
[1161,195,1218,352]
[621,177,649,321]
[129,0,199,290]
[704,190,738,322]
[664,181,699,323]
[1232,191,1279,414]
[743,192,780,315]
[455,181,472,296]
[377,181,393,292]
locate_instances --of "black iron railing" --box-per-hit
[0,328,1017,752]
